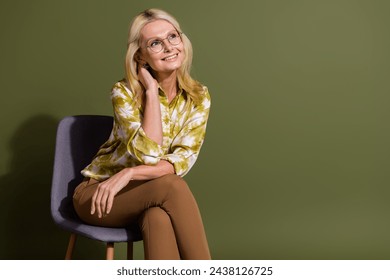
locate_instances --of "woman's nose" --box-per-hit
[162,40,173,52]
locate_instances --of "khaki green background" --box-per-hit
[0,0,389,259]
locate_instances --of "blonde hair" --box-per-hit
[125,8,204,107]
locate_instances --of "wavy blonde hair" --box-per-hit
[125,8,204,107]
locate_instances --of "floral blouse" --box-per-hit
[81,80,211,181]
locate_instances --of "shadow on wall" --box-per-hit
[0,115,103,259]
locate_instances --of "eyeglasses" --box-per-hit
[144,31,182,53]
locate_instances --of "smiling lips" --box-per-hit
[162,53,178,61]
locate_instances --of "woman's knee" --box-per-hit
[159,174,191,196]
[140,207,171,230]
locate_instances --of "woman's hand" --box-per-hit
[91,168,133,218]
[138,65,159,95]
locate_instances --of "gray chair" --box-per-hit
[50,115,142,259]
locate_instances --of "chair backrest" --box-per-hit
[51,115,113,225]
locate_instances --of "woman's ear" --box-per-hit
[135,50,145,61]
[135,53,142,63]
[135,53,149,69]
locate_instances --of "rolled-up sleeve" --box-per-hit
[111,82,163,165]
[162,90,211,176]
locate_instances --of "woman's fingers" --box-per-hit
[91,183,108,218]
[138,67,158,92]
[91,189,98,215]
[106,192,115,215]
[99,189,110,218]
[95,185,104,218]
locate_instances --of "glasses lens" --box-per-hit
[168,32,181,45]
[149,40,163,53]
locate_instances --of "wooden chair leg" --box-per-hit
[65,233,77,260]
[106,242,114,260]
[127,242,133,260]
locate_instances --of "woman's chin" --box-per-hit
[155,60,183,73]
[155,66,181,75]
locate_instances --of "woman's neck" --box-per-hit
[156,71,178,102]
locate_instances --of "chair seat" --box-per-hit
[56,218,142,243]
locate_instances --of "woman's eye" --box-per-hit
[168,33,178,40]
[150,40,161,47]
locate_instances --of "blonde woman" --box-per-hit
[72,8,211,260]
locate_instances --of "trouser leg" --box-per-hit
[156,175,211,259]
[73,174,211,259]
[140,207,180,260]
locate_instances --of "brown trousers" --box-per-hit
[72,174,211,260]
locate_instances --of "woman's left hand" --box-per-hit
[90,168,133,218]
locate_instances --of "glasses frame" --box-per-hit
[142,30,183,53]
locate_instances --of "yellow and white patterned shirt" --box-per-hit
[81,80,211,181]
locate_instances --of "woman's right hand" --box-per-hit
[90,168,133,218]
[138,65,159,95]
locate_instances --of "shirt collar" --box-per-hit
[157,84,184,97]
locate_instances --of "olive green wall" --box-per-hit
[1,0,389,259]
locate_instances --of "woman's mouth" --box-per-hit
[162,54,178,61]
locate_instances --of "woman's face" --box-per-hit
[138,19,185,76]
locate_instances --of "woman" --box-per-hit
[72,8,211,260]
